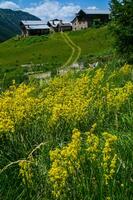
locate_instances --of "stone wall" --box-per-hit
[72,20,88,31]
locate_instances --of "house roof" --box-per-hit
[27,25,50,30]
[48,19,72,28]
[21,20,49,30]
[48,19,61,27]
[21,20,45,25]
[84,9,110,15]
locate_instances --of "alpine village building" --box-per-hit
[20,19,72,36]
[72,10,110,31]
[47,19,72,32]
[20,20,50,36]
[20,10,110,36]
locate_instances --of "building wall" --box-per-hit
[72,14,110,31]
[72,19,88,31]
[28,29,50,36]
[59,26,72,32]
[20,23,27,36]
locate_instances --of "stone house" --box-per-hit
[72,10,110,31]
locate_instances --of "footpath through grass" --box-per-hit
[61,32,81,67]
[0,26,113,89]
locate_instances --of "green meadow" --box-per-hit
[0,27,113,88]
[69,26,113,56]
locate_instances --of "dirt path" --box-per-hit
[24,33,82,79]
[61,32,81,68]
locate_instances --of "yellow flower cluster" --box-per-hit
[108,64,132,81]
[102,132,118,185]
[0,111,15,133]
[49,129,81,198]
[44,75,91,125]
[19,160,33,186]
[85,124,118,189]
[48,126,118,198]
[0,82,43,136]
[92,68,105,86]
[106,81,133,110]
[86,123,99,160]
[119,64,132,75]
[1,64,132,139]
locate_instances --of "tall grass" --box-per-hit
[0,62,133,199]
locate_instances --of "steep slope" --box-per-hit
[0,8,40,42]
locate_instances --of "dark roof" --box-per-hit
[48,19,61,27]
[85,9,110,15]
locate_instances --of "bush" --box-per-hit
[110,0,133,63]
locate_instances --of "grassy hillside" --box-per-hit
[69,27,114,65]
[69,27,113,56]
[0,26,113,89]
[0,34,70,66]
[0,8,40,42]
[0,63,133,200]
[0,33,71,89]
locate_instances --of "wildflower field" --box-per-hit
[0,63,133,200]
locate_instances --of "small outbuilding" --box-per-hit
[20,20,50,36]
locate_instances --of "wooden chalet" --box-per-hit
[47,19,72,32]
[72,10,110,31]
[20,20,50,36]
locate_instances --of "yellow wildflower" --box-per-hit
[86,124,99,160]
[119,64,132,75]
[45,75,91,126]
[49,129,81,199]
[106,81,133,110]
[92,68,104,86]
[0,83,44,136]
[102,132,118,185]
[19,160,33,186]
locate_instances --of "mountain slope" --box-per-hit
[0,8,40,42]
